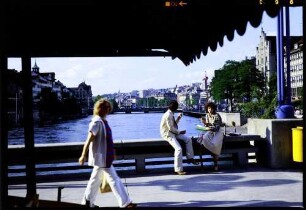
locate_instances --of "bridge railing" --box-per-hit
[8,135,266,184]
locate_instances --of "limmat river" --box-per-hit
[8,112,205,145]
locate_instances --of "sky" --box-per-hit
[8,7,303,96]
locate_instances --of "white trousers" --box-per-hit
[81,165,132,208]
[166,134,194,172]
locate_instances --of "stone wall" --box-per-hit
[247,118,303,168]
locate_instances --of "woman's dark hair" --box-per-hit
[205,102,217,114]
[168,100,178,111]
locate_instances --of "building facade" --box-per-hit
[256,28,277,85]
[256,28,303,99]
[284,39,303,100]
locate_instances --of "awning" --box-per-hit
[2,0,302,65]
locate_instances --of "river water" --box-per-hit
[8,112,205,145]
[8,112,246,177]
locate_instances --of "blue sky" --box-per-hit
[8,7,302,96]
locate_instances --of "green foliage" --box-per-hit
[239,101,264,118]
[158,98,171,107]
[109,99,119,110]
[147,97,158,107]
[210,59,265,109]
[211,58,276,118]
[94,95,103,103]
[239,72,277,119]
[136,97,159,107]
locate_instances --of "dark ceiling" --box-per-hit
[2,0,303,65]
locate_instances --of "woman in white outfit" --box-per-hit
[79,99,137,208]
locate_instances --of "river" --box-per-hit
[8,112,205,145]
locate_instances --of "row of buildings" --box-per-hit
[6,29,303,125]
[256,28,303,100]
[104,29,303,112]
[104,74,210,112]
[7,62,93,125]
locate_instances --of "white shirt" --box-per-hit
[87,115,107,167]
[160,109,181,139]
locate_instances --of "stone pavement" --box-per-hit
[8,165,303,208]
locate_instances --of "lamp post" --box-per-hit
[275,7,294,118]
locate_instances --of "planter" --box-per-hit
[275,104,294,119]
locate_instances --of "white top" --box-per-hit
[160,109,181,139]
[87,116,107,167]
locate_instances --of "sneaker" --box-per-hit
[175,171,187,175]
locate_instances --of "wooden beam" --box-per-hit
[21,56,39,205]
[0,54,9,210]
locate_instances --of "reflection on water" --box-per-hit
[8,113,204,145]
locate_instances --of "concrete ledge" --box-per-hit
[247,118,303,169]
[218,112,241,126]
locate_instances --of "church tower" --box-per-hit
[32,60,40,73]
[202,70,208,91]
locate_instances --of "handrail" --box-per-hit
[8,135,265,184]
[8,135,264,165]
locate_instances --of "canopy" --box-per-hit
[0,0,302,207]
[2,0,301,65]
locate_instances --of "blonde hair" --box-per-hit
[93,98,113,117]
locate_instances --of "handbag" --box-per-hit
[99,171,112,193]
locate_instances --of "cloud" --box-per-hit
[86,67,106,80]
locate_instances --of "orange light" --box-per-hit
[165,1,171,7]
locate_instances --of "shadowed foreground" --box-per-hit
[8,165,303,208]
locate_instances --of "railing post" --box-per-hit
[135,157,146,172]
[57,186,64,202]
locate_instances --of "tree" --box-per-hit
[234,59,265,103]
[94,95,103,103]
[210,59,265,112]
[239,72,277,119]
[109,99,119,110]
[148,97,158,107]
[37,87,62,121]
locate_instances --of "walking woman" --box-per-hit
[196,102,224,171]
[79,98,137,208]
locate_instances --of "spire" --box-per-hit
[202,70,208,90]
[32,60,40,73]
[202,70,208,81]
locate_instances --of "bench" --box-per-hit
[193,134,265,169]
[115,135,265,171]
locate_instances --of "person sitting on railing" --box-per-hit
[195,101,224,171]
[160,100,199,175]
